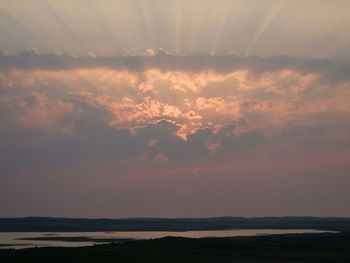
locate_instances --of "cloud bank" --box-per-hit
[1,50,350,217]
[1,49,350,83]
[1,50,349,157]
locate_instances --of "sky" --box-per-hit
[0,0,350,218]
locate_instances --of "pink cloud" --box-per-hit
[1,67,349,142]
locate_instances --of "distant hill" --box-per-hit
[1,216,350,232]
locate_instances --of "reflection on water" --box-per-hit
[0,229,335,249]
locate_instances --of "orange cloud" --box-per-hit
[1,67,349,142]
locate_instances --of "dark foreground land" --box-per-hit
[1,232,350,263]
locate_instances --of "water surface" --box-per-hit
[0,229,335,249]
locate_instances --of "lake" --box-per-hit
[0,229,335,249]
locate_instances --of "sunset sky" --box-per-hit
[1,0,350,218]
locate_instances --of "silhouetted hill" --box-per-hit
[1,216,350,232]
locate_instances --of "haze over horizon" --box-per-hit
[1,0,350,218]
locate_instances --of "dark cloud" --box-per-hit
[0,95,268,176]
[0,49,349,175]
[1,50,350,84]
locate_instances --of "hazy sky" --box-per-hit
[0,0,350,218]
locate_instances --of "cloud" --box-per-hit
[0,50,349,172]
[1,50,350,84]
